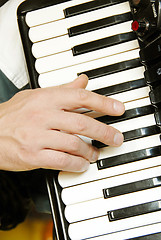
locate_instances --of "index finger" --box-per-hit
[54,88,125,116]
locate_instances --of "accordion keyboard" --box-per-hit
[21,0,161,239]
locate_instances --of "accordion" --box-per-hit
[17,0,161,239]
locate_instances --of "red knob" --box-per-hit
[132,21,140,31]
[132,20,149,34]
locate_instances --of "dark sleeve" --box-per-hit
[0,171,33,230]
[0,70,32,230]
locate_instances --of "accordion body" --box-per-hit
[17,0,161,239]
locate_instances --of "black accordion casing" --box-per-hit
[17,1,161,239]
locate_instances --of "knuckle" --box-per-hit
[18,145,35,168]
[102,126,111,142]
[101,95,108,110]
[70,136,80,152]
[76,116,87,133]
[57,153,69,169]
[77,88,88,102]
[15,129,39,159]
[19,140,34,157]
[14,127,29,144]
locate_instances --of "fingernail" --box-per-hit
[114,132,124,146]
[91,149,99,162]
[113,101,125,114]
[78,74,88,80]
[81,161,90,172]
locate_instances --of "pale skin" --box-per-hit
[0,74,125,172]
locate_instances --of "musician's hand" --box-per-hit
[0,74,125,172]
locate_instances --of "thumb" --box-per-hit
[59,74,88,89]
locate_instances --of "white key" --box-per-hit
[77,86,149,109]
[28,2,130,40]
[68,212,161,239]
[86,97,151,119]
[39,64,144,89]
[86,110,155,130]
[98,134,160,160]
[87,65,144,91]
[124,97,150,111]
[65,186,161,223]
[61,165,161,205]
[33,38,138,66]
[32,20,132,55]
[107,86,149,103]
[89,222,161,240]
[111,113,155,133]
[58,155,161,188]
[25,0,94,27]
[38,48,140,83]
[78,86,148,111]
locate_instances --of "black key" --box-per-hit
[69,12,132,37]
[150,85,161,106]
[93,78,146,96]
[64,0,127,18]
[92,140,106,148]
[97,145,161,170]
[96,105,154,125]
[103,175,161,198]
[73,32,137,56]
[79,58,141,80]
[93,125,160,148]
[0,0,8,7]
[140,36,161,64]
[108,200,161,221]
[123,125,160,141]
[155,109,161,127]
[144,60,161,86]
[129,232,161,239]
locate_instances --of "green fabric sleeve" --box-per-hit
[0,70,30,103]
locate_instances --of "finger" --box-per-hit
[57,74,88,89]
[48,111,124,147]
[37,149,90,172]
[41,130,99,163]
[49,88,125,116]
